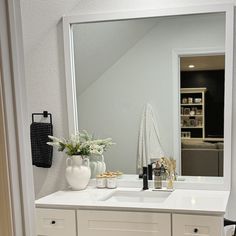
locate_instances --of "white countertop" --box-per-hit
[35,187,229,216]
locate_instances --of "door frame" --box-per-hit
[0,0,36,235]
[0,62,14,236]
[172,48,226,176]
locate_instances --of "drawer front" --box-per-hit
[173,214,223,236]
[36,208,76,236]
[77,210,171,236]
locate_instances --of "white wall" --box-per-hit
[76,14,225,174]
[20,0,236,220]
[20,0,83,199]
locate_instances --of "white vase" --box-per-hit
[65,155,91,190]
[90,155,106,178]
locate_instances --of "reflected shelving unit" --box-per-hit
[180,88,207,140]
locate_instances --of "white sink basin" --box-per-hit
[101,190,172,203]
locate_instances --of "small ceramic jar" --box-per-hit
[188,97,193,104]
[182,98,187,104]
[106,176,117,189]
[96,176,106,188]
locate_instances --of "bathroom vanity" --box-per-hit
[35,177,229,236]
[34,3,234,236]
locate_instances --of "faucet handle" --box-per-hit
[143,174,149,190]
[148,164,153,180]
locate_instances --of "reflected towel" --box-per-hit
[137,103,165,172]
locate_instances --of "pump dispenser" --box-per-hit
[153,162,162,189]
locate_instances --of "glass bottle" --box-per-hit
[160,164,167,180]
[153,167,162,189]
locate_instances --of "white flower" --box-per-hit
[69,133,80,148]
[79,130,93,141]
[48,135,63,143]
[47,130,114,157]
[89,143,104,155]
[47,135,64,148]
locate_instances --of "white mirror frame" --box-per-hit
[63,3,234,191]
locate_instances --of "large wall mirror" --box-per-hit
[63,5,233,187]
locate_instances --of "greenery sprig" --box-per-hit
[47,130,114,157]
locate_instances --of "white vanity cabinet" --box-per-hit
[36,208,224,236]
[173,214,223,236]
[36,208,76,236]
[77,210,171,236]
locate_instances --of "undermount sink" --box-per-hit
[101,190,172,203]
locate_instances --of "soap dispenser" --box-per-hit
[153,163,162,189]
[160,164,167,180]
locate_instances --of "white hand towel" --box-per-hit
[137,103,165,172]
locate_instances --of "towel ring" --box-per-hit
[32,111,52,124]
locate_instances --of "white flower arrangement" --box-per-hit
[47,130,114,157]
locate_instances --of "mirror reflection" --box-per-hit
[72,13,225,176]
[180,55,224,176]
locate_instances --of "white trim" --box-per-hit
[8,0,36,234]
[63,21,79,134]
[0,0,36,235]
[0,65,14,236]
[224,6,234,191]
[181,88,207,93]
[63,3,233,24]
[172,47,225,176]
[173,45,233,191]
[63,4,234,190]
[0,1,24,235]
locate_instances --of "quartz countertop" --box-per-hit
[35,187,229,216]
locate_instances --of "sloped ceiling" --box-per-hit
[73,18,158,95]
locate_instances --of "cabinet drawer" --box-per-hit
[77,210,171,236]
[173,214,223,236]
[36,208,76,236]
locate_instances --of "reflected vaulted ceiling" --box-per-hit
[73,18,158,95]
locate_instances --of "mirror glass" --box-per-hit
[72,13,225,176]
[180,55,224,177]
